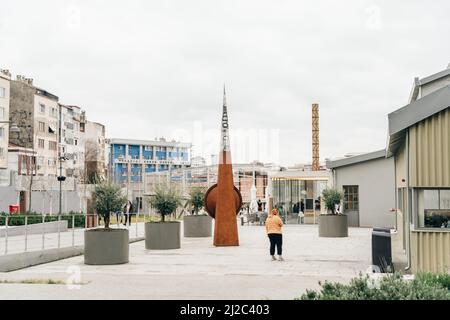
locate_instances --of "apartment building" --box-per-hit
[84,120,107,182]
[9,75,59,178]
[0,69,11,184]
[59,104,86,180]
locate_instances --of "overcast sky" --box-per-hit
[1,0,449,166]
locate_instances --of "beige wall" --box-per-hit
[411,230,450,273]
[393,108,450,274]
[0,75,10,168]
[395,141,408,188]
[409,108,450,187]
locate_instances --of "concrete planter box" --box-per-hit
[183,215,212,237]
[318,214,348,237]
[84,228,129,265]
[145,221,181,250]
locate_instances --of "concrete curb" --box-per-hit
[0,236,145,272]
[0,220,68,238]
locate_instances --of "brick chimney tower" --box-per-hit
[312,103,320,171]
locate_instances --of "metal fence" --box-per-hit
[0,212,148,256]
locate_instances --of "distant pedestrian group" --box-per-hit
[115,200,134,227]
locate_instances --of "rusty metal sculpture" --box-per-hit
[204,87,242,246]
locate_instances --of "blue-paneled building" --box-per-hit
[108,138,191,184]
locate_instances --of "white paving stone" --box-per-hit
[0,224,372,300]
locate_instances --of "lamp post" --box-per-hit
[57,104,66,216]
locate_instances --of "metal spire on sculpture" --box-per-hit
[204,86,242,246]
[221,85,231,153]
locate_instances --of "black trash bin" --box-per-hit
[372,228,393,273]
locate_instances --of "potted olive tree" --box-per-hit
[318,188,348,237]
[84,183,128,265]
[183,187,212,237]
[145,183,182,249]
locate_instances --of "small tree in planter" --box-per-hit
[322,188,344,214]
[188,187,206,215]
[149,183,181,222]
[184,187,212,237]
[319,188,347,237]
[145,183,182,249]
[85,183,129,265]
[92,183,127,228]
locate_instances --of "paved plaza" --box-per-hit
[0,224,372,300]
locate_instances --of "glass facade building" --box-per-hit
[269,170,330,224]
[108,138,191,184]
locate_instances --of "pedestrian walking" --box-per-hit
[265,208,284,261]
[123,200,134,226]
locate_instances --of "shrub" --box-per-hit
[188,187,205,215]
[297,272,450,300]
[321,188,343,214]
[415,272,450,291]
[149,183,181,222]
[92,183,127,228]
[0,213,85,228]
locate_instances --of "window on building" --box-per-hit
[50,107,58,118]
[74,139,78,146]
[0,87,5,98]
[0,127,4,138]
[0,147,4,158]
[38,121,45,132]
[343,185,359,211]
[39,103,45,113]
[49,141,57,151]
[417,189,450,228]
[38,139,45,149]
[0,107,4,119]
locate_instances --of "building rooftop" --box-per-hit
[387,85,450,155]
[409,64,450,103]
[268,169,330,180]
[108,138,191,148]
[419,65,450,86]
[326,149,386,169]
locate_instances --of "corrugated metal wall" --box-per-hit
[409,108,450,187]
[411,230,450,273]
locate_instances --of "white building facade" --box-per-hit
[0,69,11,184]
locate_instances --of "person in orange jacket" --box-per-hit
[265,208,284,261]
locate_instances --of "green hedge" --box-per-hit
[298,272,450,300]
[0,213,85,228]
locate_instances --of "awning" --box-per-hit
[48,125,56,134]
